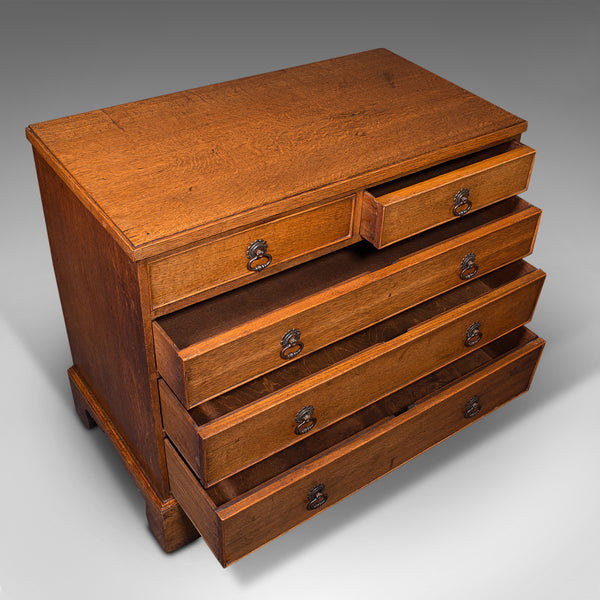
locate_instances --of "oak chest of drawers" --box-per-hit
[27,49,545,567]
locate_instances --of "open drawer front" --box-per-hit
[162,260,545,486]
[154,197,541,409]
[165,326,545,566]
[361,141,536,248]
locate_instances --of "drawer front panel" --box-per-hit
[154,198,541,408]
[165,332,545,566]
[163,267,545,485]
[361,143,535,248]
[148,195,355,311]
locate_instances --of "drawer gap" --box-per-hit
[189,260,537,426]
[204,327,539,506]
[156,196,530,350]
[368,140,519,198]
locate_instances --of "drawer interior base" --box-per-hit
[156,196,531,349]
[202,326,539,506]
[189,260,538,426]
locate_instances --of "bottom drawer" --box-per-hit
[165,327,545,566]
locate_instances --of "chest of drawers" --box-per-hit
[27,49,545,567]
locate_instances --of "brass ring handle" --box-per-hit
[294,405,317,435]
[453,187,472,216]
[465,321,482,347]
[464,395,482,418]
[460,252,479,280]
[246,239,272,272]
[306,484,328,510]
[280,328,304,360]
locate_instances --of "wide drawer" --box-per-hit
[361,141,535,248]
[165,327,545,566]
[162,260,545,485]
[154,196,541,408]
[147,194,356,312]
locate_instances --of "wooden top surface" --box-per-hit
[27,49,526,260]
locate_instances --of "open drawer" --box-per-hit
[361,141,535,248]
[165,326,545,566]
[162,260,545,485]
[154,197,541,409]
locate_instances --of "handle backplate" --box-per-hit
[295,405,317,435]
[307,484,328,510]
[453,187,472,216]
[460,252,479,281]
[465,321,482,347]
[464,395,482,418]
[281,328,304,360]
[247,239,272,272]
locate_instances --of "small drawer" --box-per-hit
[153,197,541,409]
[361,141,536,248]
[165,327,545,566]
[162,260,545,485]
[148,195,356,311]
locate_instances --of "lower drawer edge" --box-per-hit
[165,330,545,566]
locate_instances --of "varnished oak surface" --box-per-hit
[361,141,535,248]
[205,327,543,504]
[162,263,545,484]
[154,197,541,408]
[69,367,199,552]
[165,328,545,566]
[34,151,168,494]
[25,46,545,566]
[26,49,526,259]
[148,194,355,311]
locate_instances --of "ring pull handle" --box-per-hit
[453,187,472,217]
[294,405,317,435]
[465,321,482,347]
[246,239,272,272]
[460,252,479,281]
[464,395,482,418]
[306,484,328,510]
[280,328,304,360]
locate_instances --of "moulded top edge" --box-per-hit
[26,49,527,261]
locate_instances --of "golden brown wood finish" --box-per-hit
[26,49,526,260]
[165,329,545,565]
[68,367,198,552]
[361,141,536,248]
[145,497,200,554]
[154,197,541,408]
[148,195,355,310]
[28,50,545,562]
[202,327,542,503]
[198,328,541,504]
[162,262,545,484]
[34,151,168,495]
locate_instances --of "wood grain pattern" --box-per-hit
[26,49,526,259]
[148,195,355,310]
[200,327,541,504]
[162,262,545,485]
[145,497,200,554]
[27,50,545,561]
[164,441,222,559]
[166,330,544,565]
[361,141,536,248]
[34,151,168,495]
[68,367,198,552]
[154,197,541,408]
